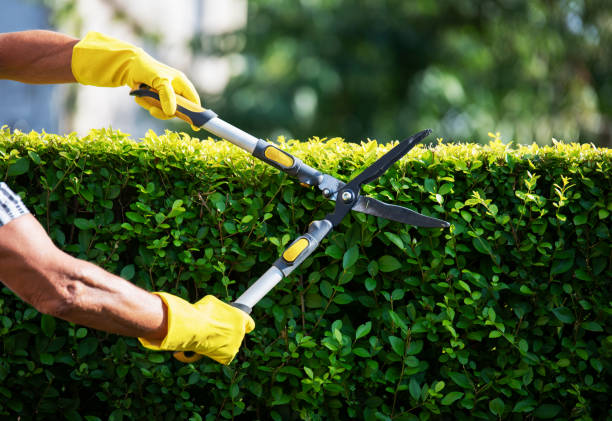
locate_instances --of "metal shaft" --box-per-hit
[233,266,284,309]
[203,117,259,153]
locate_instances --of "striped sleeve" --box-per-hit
[0,182,30,228]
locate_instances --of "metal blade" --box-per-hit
[352,196,450,228]
[348,129,432,188]
[315,171,449,227]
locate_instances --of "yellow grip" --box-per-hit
[283,238,310,263]
[264,146,294,168]
[176,94,205,113]
[130,85,206,127]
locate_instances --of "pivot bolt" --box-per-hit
[322,188,332,198]
[341,190,354,203]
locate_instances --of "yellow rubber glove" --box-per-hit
[139,293,255,365]
[71,31,200,121]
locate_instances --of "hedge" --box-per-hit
[0,127,610,421]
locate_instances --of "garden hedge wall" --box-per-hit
[0,127,610,420]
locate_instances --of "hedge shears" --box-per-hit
[130,85,449,362]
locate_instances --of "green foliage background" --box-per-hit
[194,0,612,146]
[0,127,611,420]
[39,0,612,146]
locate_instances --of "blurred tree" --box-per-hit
[37,0,612,145]
[193,0,612,146]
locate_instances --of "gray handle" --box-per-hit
[231,302,253,315]
[202,117,259,153]
[233,219,333,310]
[233,266,284,310]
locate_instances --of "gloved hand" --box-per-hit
[138,293,255,365]
[71,31,200,122]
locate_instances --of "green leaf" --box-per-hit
[41,314,56,337]
[378,255,402,272]
[513,398,537,413]
[28,150,41,164]
[551,307,575,324]
[78,337,99,358]
[325,245,343,260]
[81,189,94,202]
[581,321,603,332]
[489,398,505,416]
[533,404,562,419]
[457,280,471,294]
[406,340,423,355]
[148,353,165,363]
[409,377,421,400]
[448,372,470,389]
[305,293,324,308]
[76,327,88,339]
[389,336,404,356]
[7,157,29,176]
[126,212,146,223]
[120,264,135,281]
[384,232,404,250]
[573,213,588,225]
[389,310,409,333]
[342,245,359,269]
[355,321,372,340]
[519,285,535,295]
[438,183,453,195]
[367,260,379,277]
[8,400,23,413]
[353,347,370,357]
[424,178,436,194]
[472,237,492,255]
[40,353,54,365]
[210,193,225,213]
[441,391,464,406]
[320,281,333,298]
[551,258,573,275]
[74,218,96,230]
[334,293,353,305]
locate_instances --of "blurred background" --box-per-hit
[1,0,611,146]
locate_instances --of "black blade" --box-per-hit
[353,196,450,228]
[348,129,432,188]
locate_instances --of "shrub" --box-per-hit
[0,127,610,420]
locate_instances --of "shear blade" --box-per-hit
[352,196,450,228]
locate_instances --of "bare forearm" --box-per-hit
[0,215,167,340]
[0,30,78,83]
[48,254,168,339]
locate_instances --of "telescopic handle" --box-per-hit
[173,220,333,363]
[233,220,333,309]
[129,85,324,186]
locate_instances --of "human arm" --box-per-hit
[0,30,78,84]
[0,214,255,364]
[0,29,200,118]
[0,213,254,364]
[0,213,168,340]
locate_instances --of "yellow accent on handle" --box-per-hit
[283,238,310,263]
[174,351,204,363]
[176,93,205,113]
[264,146,294,168]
